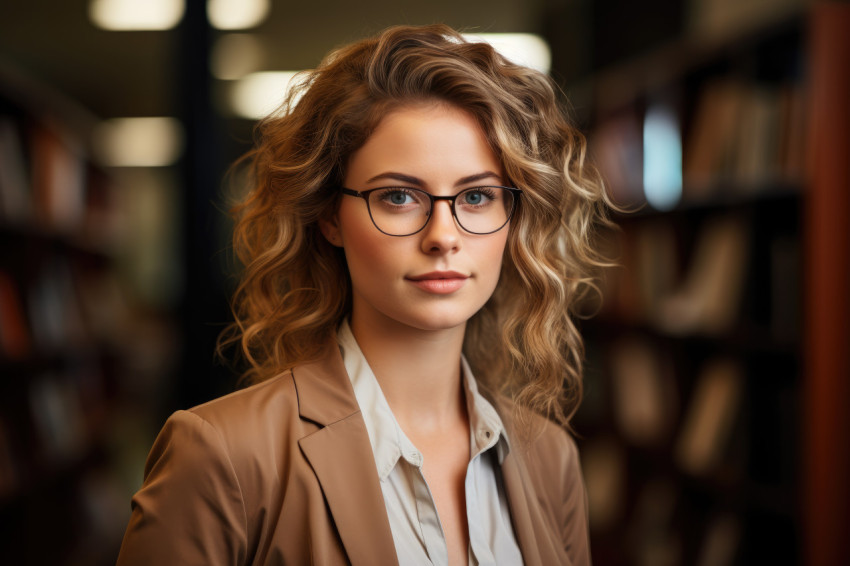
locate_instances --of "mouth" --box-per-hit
[406,271,469,281]
[406,271,469,294]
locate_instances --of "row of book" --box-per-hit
[590,77,805,209]
[0,115,121,248]
[0,260,132,363]
[684,79,805,195]
[597,210,801,340]
[581,345,751,565]
[0,362,100,498]
[0,364,143,565]
[583,338,745,474]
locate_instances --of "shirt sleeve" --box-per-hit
[116,410,249,566]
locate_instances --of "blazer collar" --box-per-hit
[291,343,564,566]
[292,342,400,566]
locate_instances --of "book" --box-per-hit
[683,79,746,196]
[28,376,87,463]
[674,358,744,475]
[590,109,645,208]
[630,480,683,566]
[30,123,87,232]
[734,85,782,188]
[26,257,88,351]
[0,117,31,224]
[0,270,31,359]
[776,83,806,181]
[634,220,679,323]
[686,0,805,44]
[656,213,750,335]
[610,337,677,447]
[696,513,742,566]
[581,436,627,531]
[0,419,18,499]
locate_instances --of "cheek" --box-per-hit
[337,210,400,281]
[476,233,510,287]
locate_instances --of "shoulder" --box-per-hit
[145,372,309,481]
[513,410,582,485]
[188,372,300,433]
[488,394,581,477]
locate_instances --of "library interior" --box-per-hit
[0,0,847,565]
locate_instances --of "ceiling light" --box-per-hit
[230,71,301,120]
[89,0,185,31]
[93,117,184,167]
[463,33,552,74]
[207,0,270,30]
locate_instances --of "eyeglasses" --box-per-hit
[341,186,522,237]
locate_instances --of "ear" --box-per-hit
[319,215,343,247]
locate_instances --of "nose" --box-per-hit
[420,199,461,254]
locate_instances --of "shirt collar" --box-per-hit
[337,320,510,481]
[460,355,510,462]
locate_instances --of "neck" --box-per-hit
[349,311,467,432]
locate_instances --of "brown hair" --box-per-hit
[221,24,612,430]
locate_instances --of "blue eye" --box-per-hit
[389,191,408,205]
[461,188,496,207]
[465,192,483,205]
[374,188,423,209]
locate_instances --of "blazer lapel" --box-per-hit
[502,451,547,566]
[497,409,569,566]
[293,345,400,566]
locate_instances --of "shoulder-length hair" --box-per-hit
[221,23,612,430]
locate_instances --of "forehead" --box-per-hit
[344,102,502,186]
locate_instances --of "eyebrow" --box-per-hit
[365,170,503,187]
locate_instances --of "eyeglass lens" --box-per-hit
[366,187,515,236]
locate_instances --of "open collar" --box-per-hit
[290,340,563,566]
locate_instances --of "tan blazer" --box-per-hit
[116,343,591,565]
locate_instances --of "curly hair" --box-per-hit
[221,24,612,431]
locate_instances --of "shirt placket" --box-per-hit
[467,427,500,566]
[407,456,450,566]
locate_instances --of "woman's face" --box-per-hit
[321,102,510,335]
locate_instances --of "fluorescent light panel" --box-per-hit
[207,0,270,30]
[463,33,552,74]
[89,0,185,31]
[228,33,552,120]
[93,117,184,167]
[230,71,300,120]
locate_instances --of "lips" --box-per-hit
[406,271,469,294]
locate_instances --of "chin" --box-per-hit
[399,308,479,333]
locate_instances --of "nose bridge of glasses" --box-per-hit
[427,194,460,225]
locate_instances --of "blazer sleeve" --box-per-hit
[116,410,249,566]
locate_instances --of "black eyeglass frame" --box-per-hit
[340,186,523,237]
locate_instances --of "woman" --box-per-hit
[117,24,610,566]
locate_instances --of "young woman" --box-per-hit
[117,24,610,566]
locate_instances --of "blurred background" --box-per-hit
[0,0,847,565]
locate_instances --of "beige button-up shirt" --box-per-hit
[338,321,524,566]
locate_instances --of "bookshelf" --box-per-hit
[0,62,164,565]
[568,4,848,566]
